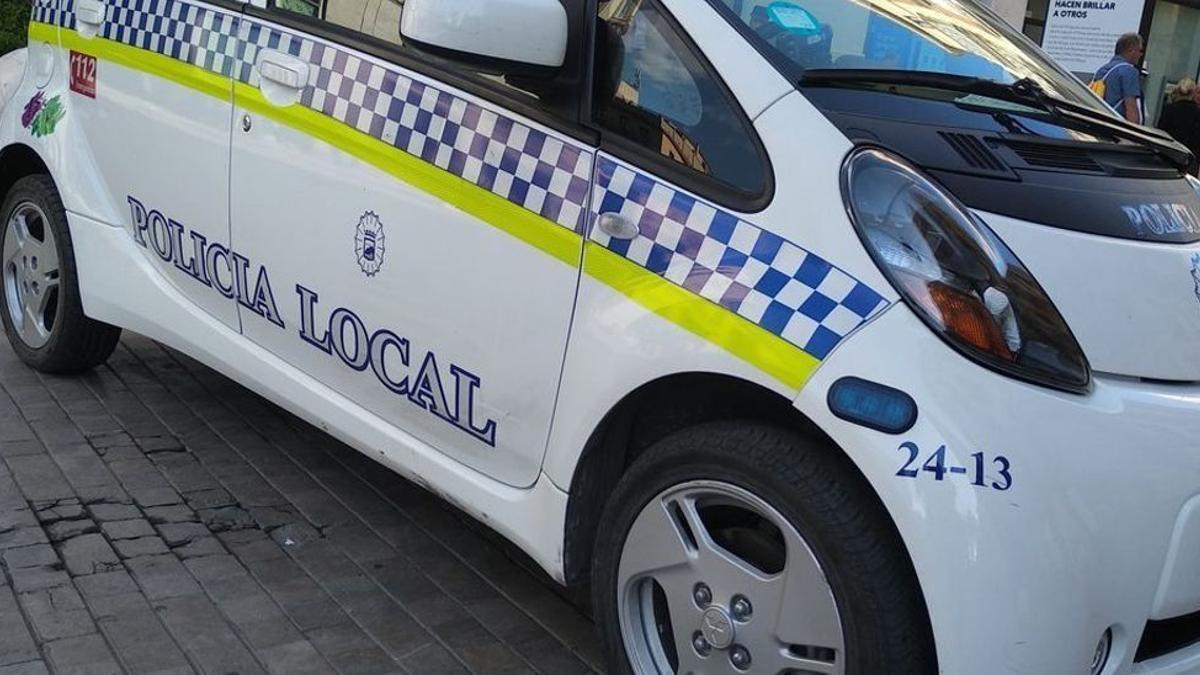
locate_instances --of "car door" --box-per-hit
[45,0,241,329]
[227,1,593,487]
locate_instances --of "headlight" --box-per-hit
[842,148,1090,393]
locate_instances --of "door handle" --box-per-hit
[255,50,309,107]
[75,0,105,25]
[597,212,639,240]
[257,50,309,90]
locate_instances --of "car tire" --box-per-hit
[0,175,120,372]
[592,420,936,674]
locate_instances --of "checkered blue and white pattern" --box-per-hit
[32,0,593,232]
[238,20,593,231]
[104,0,240,77]
[32,0,66,29]
[590,156,887,360]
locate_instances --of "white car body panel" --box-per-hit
[3,0,1200,671]
[986,210,1200,382]
[225,14,591,488]
[0,49,28,113]
[62,24,241,331]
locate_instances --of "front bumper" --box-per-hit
[797,305,1200,674]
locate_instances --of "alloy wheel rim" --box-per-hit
[2,202,60,349]
[617,480,845,674]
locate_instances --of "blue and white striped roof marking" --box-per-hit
[590,156,888,360]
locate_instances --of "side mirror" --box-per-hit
[400,0,569,72]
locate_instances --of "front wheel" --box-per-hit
[593,421,936,674]
[1,175,120,372]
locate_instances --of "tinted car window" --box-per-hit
[594,0,766,196]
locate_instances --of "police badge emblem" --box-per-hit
[355,211,385,277]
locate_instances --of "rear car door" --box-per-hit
[226,0,593,487]
[34,0,241,329]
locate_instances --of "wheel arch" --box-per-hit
[0,143,53,205]
[561,371,911,588]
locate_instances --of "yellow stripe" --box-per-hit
[52,25,233,102]
[28,21,55,44]
[584,243,819,390]
[33,22,818,389]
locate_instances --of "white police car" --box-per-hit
[2,0,1200,670]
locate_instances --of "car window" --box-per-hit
[594,0,766,197]
[268,0,564,110]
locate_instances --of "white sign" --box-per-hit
[1040,0,1146,75]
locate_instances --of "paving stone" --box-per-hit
[155,594,266,675]
[183,487,234,510]
[96,608,192,674]
[93,445,143,462]
[52,450,118,490]
[33,501,85,524]
[18,586,95,641]
[0,440,46,458]
[0,508,38,531]
[6,456,74,502]
[9,565,70,593]
[224,534,286,564]
[305,622,377,657]
[1,544,58,570]
[43,634,121,675]
[0,525,48,551]
[198,505,255,532]
[112,536,169,559]
[143,504,195,525]
[83,591,150,620]
[130,487,182,508]
[74,570,138,601]
[59,533,121,576]
[0,586,38,666]
[126,554,202,599]
[156,522,209,548]
[270,522,322,548]
[323,647,401,675]
[86,503,140,522]
[45,519,98,543]
[0,661,50,675]
[75,487,132,506]
[256,640,331,675]
[87,432,134,449]
[136,435,186,455]
[173,536,225,559]
[100,518,154,540]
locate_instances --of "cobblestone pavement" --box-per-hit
[0,331,603,674]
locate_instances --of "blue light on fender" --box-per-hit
[827,377,917,434]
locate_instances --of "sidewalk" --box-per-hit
[0,331,602,674]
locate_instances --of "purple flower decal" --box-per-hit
[21,91,45,129]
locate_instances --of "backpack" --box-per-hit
[1089,61,1134,99]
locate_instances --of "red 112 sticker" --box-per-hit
[70,51,96,99]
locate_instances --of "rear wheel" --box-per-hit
[1,175,120,372]
[592,421,936,674]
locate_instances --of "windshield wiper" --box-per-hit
[800,69,1194,170]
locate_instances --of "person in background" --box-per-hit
[1158,79,1200,176]
[1092,33,1145,124]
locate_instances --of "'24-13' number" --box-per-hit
[897,442,1011,491]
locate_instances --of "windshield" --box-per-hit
[716,0,1110,113]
